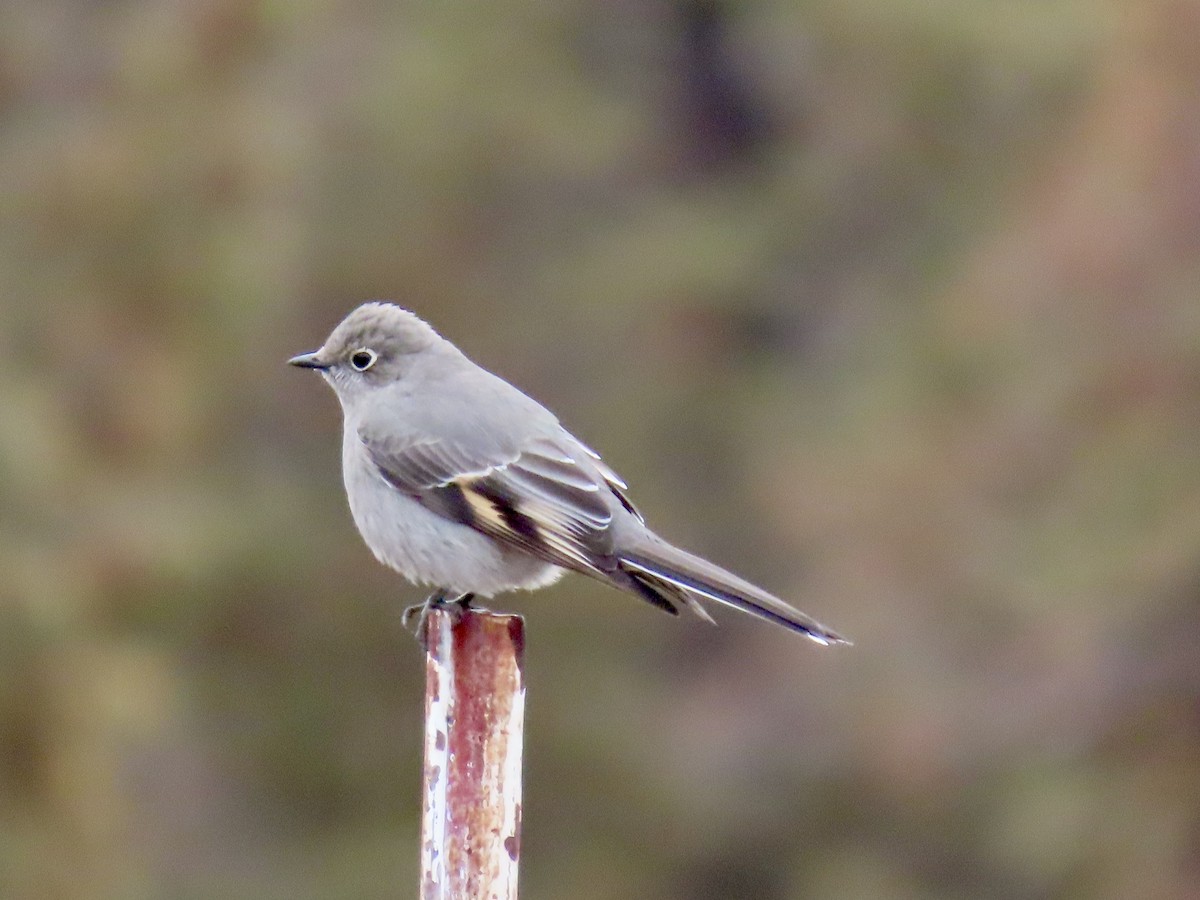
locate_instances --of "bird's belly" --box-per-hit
[342,443,562,596]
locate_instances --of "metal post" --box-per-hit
[420,608,525,900]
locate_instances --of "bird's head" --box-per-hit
[289,302,444,406]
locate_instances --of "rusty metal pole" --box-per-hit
[420,607,525,900]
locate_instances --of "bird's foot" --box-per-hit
[403,591,478,650]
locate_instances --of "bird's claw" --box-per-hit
[403,592,478,650]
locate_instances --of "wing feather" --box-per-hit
[360,428,621,576]
[573,435,643,521]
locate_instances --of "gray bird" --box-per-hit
[290,302,848,646]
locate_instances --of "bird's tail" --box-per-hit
[618,536,850,646]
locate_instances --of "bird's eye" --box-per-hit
[349,349,378,372]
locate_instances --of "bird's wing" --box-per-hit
[359,426,621,575]
[575,438,644,523]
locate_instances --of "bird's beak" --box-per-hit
[288,350,329,370]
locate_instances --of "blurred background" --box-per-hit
[3,1,1199,897]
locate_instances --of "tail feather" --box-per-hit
[624,570,681,616]
[626,569,717,625]
[619,538,850,646]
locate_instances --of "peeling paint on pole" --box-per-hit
[421,608,525,900]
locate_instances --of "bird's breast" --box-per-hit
[340,427,561,596]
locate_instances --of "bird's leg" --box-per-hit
[401,590,443,629]
[402,589,445,649]
[402,591,478,650]
[447,592,477,620]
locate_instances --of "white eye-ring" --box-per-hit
[349,348,378,372]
